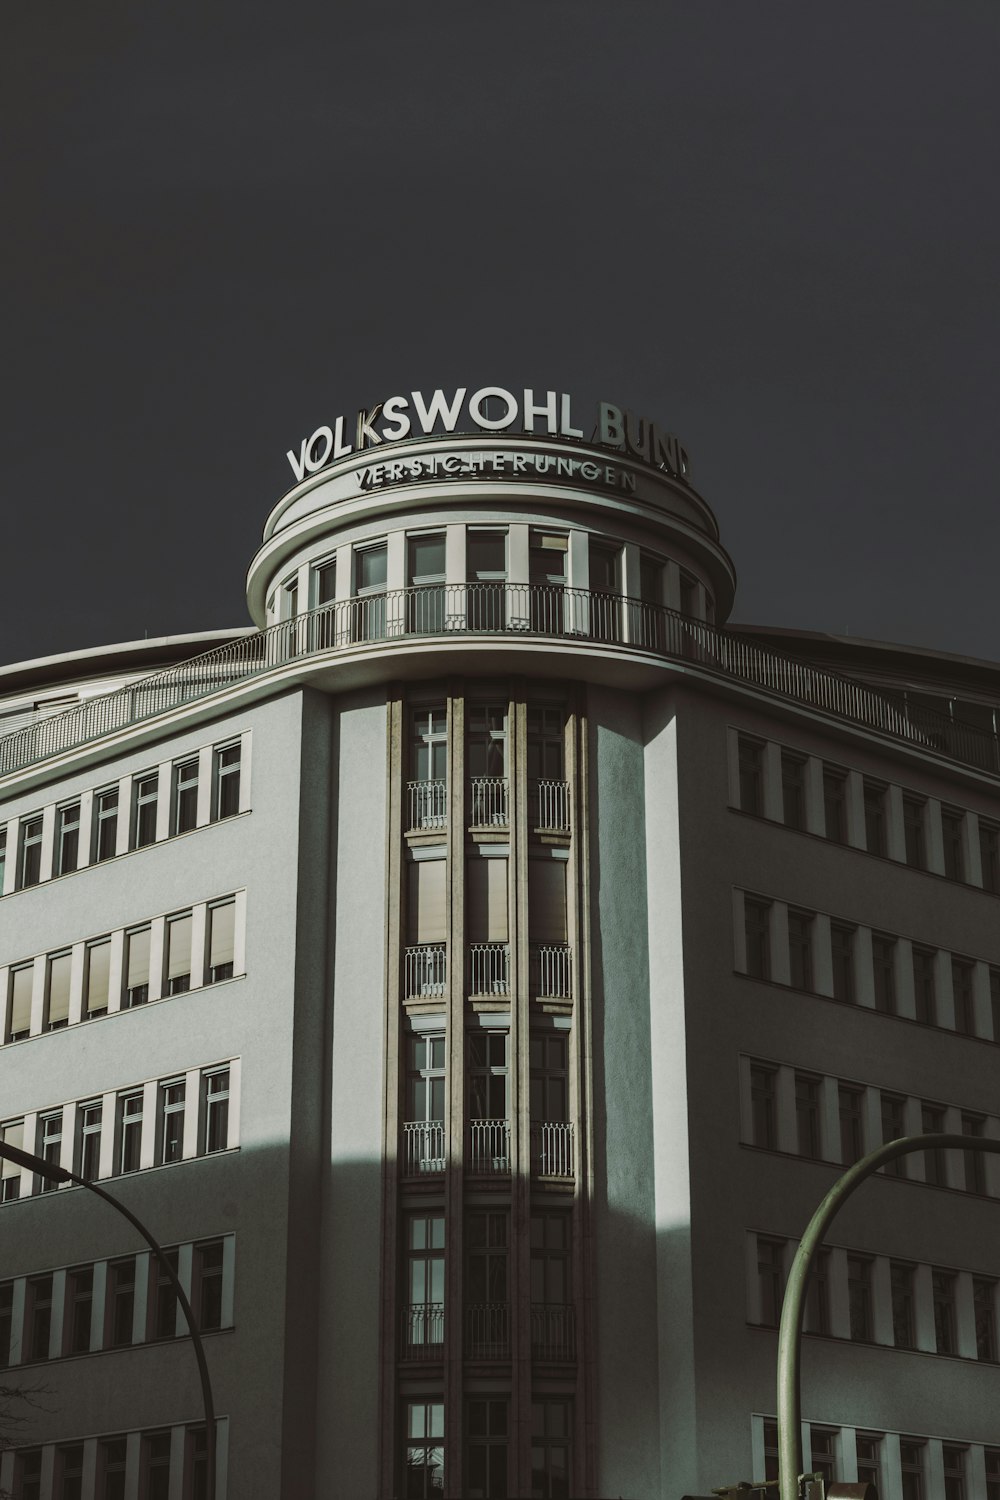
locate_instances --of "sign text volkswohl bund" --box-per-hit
[286,387,690,485]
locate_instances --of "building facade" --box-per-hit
[1,398,1000,1499]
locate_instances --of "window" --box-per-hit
[406,1033,446,1142]
[354,542,388,640]
[881,1092,907,1177]
[781,753,805,829]
[172,758,199,835]
[942,808,965,880]
[743,897,771,980]
[467,1398,508,1500]
[830,923,855,1003]
[902,795,926,868]
[77,1100,102,1181]
[912,946,936,1025]
[527,705,565,781]
[404,1399,444,1498]
[803,1249,830,1336]
[407,533,446,632]
[890,1262,916,1347]
[795,1074,821,1159]
[46,951,72,1030]
[787,910,813,990]
[991,968,1000,1043]
[467,529,507,630]
[531,1398,571,1500]
[149,1247,179,1340]
[106,1258,136,1347]
[165,913,193,995]
[975,1278,998,1362]
[0,1281,12,1367]
[0,828,6,895]
[467,703,508,781]
[411,706,448,791]
[203,1069,230,1153]
[737,737,763,816]
[987,1449,1000,1500]
[194,1240,225,1332]
[529,531,567,632]
[933,1268,957,1354]
[38,1110,63,1191]
[900,1441,925,1500]
[140,1431,172,1500]
[98,1437,128,1500]
[86,939,111,1017]
[810,1429,837,1488]
[838,1085,864,1165]
[469,1032,510,1120]
[65,1266,94,1355]
[466,1210,509,1326]
[316,556,337,605]
[871,934,896,1014]
[208,900,236,983]
[981,819,1000,894]
[132,774,158,849]
[93,787,119,862]
[962,1113,986,1193]
[185,1427,210,1500]
[26,1273,53,1361]
[750,1064,777,1150]
[761,1420,780,1483]
[118,1092,143,1174]
[856,1435,883,1493]
[159,1080,186,1164]
[822,769,846,842]
[943,1446,966,1500]
[922,1103,946,1186]
[7,964,33,1043]
[124,926,151,1007]
[405,1214,445,1355]
[213,743,241,821]
[55,802,81,876]
[847,1255,872,1341]
[756,1237,785,1326]
[863,781,887,856]
[530,1033,568,1123]
[18,814,43,887]
[530,1211,571,1324]
[14,1452,42,1500]
[1,1121,23,1202]
[952,957,975,1036]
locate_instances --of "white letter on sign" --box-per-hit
[469,387,517,430]
[411,388,467,434]
[522,389,558,433]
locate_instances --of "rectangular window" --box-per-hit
[881,1092,907,1177]
[407,533,446,632]
[467,703,508,782]
[185,1427,210,1500]
[743,897,771,980]
[165,913,193,995]
[810,1429,837,1487]
[118,1091,144,1174]
[756,1237,785,1326]
[406,1032,447,1127]
[467,1398,508,1500]
[405,1213,445,1354]
[14,1452,42,1500]
[77,1101,102,1182]
[942,808,965,880]
[148,1247,179,1340]
[93,787,119,862]
[526,705,565,785]
[404,1399,444,1498]
[890,1262,916,1348]
[159,1079,186,1164]
[530,1398,571,1500]
[822,769,847,842]
[469,1031,511,1121]
[863,781,887,856]
[8,963,33,1041]
[981,819,1000,894]
[0,828,6,896]
[38,1110,63,1192]
[902,795,926,868]
[962,1113,986,1193]
[803,1249,829,1336]
[830,923,856,1003]
[847,1255,872,1341]
[0,1281,12,1367]
[213,743,241,821]
[922,1103,946,1186]
[750,1064,777,1150]
[529,1032,569,1126]
[26,1273,53,1361]
[45,951,72,1031]
[194,1240,225,1332]
[56,1443,85,1500]
[762,1420,780,1483]
[987,1448,1000,1500]
[943,1446,966,1500]
[838,1085,864,1165]
[411,706,448,788]
[795,1073,821,1159]
[530,1211,570,1314]
[97,1437,128,1500]
[933,1269,957,1354]
[208,899,236,983]
[86,939,111,1017]
[737,737,763,816]
[124,926,151,1007]
[55,802,81,876]
[912,946,937,1025]
[900,1441,925,1500]
[952,957,975,1036]
[871,934,896,1014]
[975,1278,998,1362]
[132,774,158,849]
[203,1068,230,1153]
[18,814,43,888]
[787,910,813,990]
[856,1435,883,1493]
[172,758,199,835]
[65,1266,94,1355]
[467,529,508,631]
[140,1431,172,1500]
[1,1121,23,1202]
[316,557,337,605]
[106,1258,135,1348]
[354,543,388,640]
[781,753,805,829]
[991,968,1000,1043]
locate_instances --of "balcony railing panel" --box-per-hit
[469,776,508,827]
[531,944,572,1000]
[532,1122,574,1178]
[402,1121,445,1175]
[467,1119,510,1174]
[404,944,447,999]
[533,779,570,832]
[530,1303,577,1361]
[469,943,510,996]
[401,1303,444,1359]
[407,779,447,830]
[465,1302,510,1359]
[3,582,998,778]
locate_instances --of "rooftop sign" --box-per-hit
[286,387,690,486]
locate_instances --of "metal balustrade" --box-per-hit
[400,1303,444,1359]
[465,1302,510,1359]
[468,943,510,996]
[467,1119,511,1174]
[532,1122,575,1178]
[531,944,572,999]
[3,582,997,777]
[407,779,447,830]
[469,776,508,827]
[401,1121,445,1175]
[404,944,447,999]
[533,779,570,832]
[530,1303,577,1361]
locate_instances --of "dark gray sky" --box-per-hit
[4,1,998,667]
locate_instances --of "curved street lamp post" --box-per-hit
[0,1141,216,1500]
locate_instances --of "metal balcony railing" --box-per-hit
[469,943,510,996]
[467,1119,510,1174]
[400,1303,444,1359]
[532,1122,575,1178]
[469,776,508,827]
[530,1303,577,1361]
[404,944,447,999]
[531,944,572,999]
[401,1121,445,1175]
[407,779,447,830]
[465,1302,510,1359]
[533,778,570,832]
[3,582,998,777]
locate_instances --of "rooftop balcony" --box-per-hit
[3,584,997,778]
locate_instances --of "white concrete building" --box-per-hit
[1,393,999,1500]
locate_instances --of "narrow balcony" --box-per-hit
[407,778,447,830]
[402,1121,445,1176]
[531,1122,574,1179]
[465,1302,510,1360]
[400,1303,444,1360]
[404,943,447,999]
[532,778,570,833]
[467,1119,511,1175]
[469,776,508,828]
[531,943,572,1000]
[469,942,510,997]
[530,1303,577,1361]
